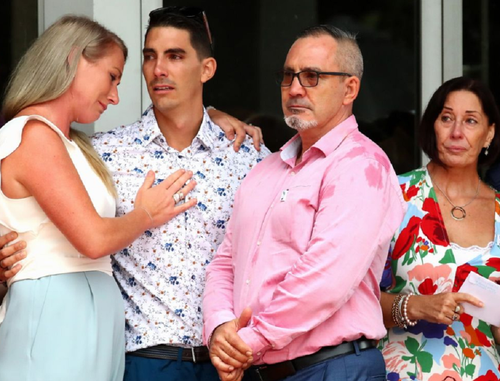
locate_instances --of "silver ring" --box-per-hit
[178,191,185,201]
[173,193,181,204]
[454,305,461,314]
[452,313,459,321]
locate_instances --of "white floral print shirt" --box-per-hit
[92,106,269,351]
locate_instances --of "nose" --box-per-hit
[153,58,167,78]
[450,120,464,138]
[287,75,306,97]
[108,85,120,105]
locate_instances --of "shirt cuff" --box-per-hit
[238,326,273,362]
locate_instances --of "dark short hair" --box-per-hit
[295,25,363,80]
[419,76,500,167]
[145,11,212,59]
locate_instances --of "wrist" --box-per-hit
[134,206,154,229]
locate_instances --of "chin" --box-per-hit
[284,115,318,131]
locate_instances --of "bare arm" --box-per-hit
[3,121,196,259]
[381,291,484,327]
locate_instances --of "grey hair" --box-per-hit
[296,25,363,80]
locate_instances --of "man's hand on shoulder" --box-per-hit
[207,108,263,152]
[209,307,254,380]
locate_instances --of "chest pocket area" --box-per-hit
[268,185,318,248]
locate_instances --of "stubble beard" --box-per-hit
[284,115,318,131]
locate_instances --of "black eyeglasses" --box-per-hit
[149,6,213,46]
[276,70,353,88]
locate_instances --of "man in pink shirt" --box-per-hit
[202,25,406,381]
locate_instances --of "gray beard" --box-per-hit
[284,115,318,131]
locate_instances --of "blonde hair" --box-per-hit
[2,15,127,197]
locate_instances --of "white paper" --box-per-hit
[458,271,500,327]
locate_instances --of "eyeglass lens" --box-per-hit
[282,71,318,87]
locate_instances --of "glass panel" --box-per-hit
[0,0,38,126]
[463,0,500,185]
[463,0,500,100]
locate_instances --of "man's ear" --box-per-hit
[342,75,360,106]
[201,57,217,83]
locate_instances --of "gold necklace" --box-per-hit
[431,175,480,221]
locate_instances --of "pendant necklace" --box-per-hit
[432,176,480,221]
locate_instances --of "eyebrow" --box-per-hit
[114,67,123,78]
[443,106,480,114]
[283,66,323,72]
[142,47,187,56]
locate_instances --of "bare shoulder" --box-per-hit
[21,119,63,140]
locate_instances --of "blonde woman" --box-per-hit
[0,16,197,380]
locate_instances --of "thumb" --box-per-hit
[236,307,252,330]
[139,170,156,191]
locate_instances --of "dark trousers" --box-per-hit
[243,347,386,381]
[124,353,219,381]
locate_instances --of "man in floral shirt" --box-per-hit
[90,8,269,381]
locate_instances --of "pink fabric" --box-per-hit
[203,115,406,364]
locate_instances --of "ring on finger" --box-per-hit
[173,193,181,204]
[454,305,461,314]
[178,191,185,201]
[452,313,459,321]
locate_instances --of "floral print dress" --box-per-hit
[379,167,500,381]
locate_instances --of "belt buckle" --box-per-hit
[191,347,197,363]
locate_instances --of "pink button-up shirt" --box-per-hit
[203,115,406,364]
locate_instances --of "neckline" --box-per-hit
[424,167,496,250]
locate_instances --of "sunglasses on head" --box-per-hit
[149,6,213,46]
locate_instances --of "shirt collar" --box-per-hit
[136,105,218,150]
[280,114,359,165]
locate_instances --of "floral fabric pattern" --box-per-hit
[379,167,500,381]
[92,106,269,351]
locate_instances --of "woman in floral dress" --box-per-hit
[379,77,500,381]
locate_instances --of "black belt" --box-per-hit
[246,338,376,381]
[128,344,210,363]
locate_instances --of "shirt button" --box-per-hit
[290,171,295,176]
[246,279,250,284]
[257,352,261,356]
[257,241,261,246]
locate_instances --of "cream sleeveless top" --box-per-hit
[0,116,116,287]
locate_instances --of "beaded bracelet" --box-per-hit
[391,293,406,329]
[402,292,418,327]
